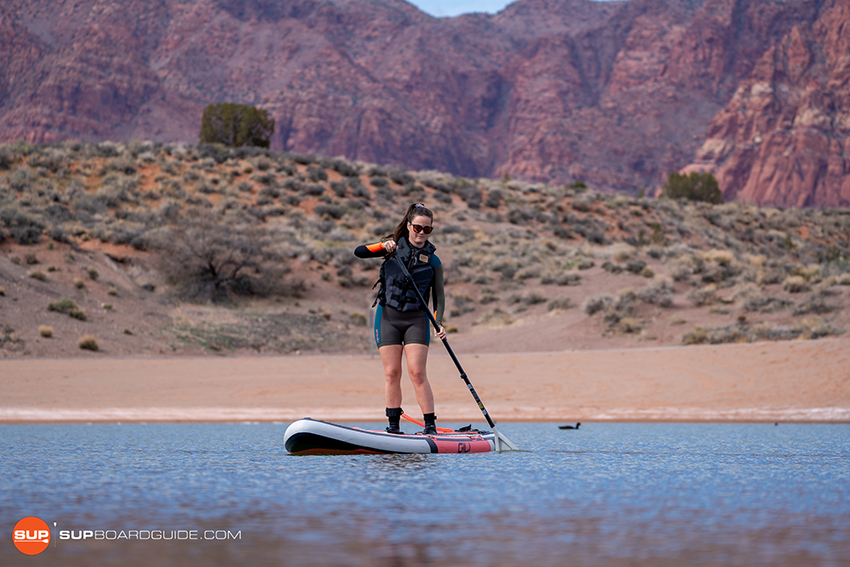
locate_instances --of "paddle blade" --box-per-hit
[492,426,519,452]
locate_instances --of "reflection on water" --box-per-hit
[1,423,849,566]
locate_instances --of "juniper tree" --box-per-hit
[663,171,723,204]
[199,103,275,148]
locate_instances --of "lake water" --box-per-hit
[2,422,849,566]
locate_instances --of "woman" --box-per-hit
[354,203,447,435]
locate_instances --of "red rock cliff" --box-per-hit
[1,0,847,206]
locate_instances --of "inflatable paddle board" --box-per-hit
[284,418,496,455]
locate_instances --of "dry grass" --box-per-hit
[683,318,843,345]
[78,335,99,351]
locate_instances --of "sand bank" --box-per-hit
[1,338,848,423]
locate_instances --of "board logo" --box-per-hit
[13,516,51,555]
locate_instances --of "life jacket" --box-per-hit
[373,237,437,312]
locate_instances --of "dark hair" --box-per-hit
[388,203,433,243]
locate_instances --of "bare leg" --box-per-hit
[379,344,404,408]
[404,343,435,414]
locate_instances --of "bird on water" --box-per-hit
[559,423,581,430]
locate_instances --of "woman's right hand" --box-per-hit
[382,240,397,254]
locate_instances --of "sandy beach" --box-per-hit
[1,338,848,423]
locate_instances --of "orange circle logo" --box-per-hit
[12,517,51,555]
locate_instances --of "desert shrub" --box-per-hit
[517,266,541,281]
[687,285,716,306]
[662,171,722,204]
[307,164,328,182]
[29,270,47,281]
[38,325,53,338]
[626,260,646,274]
[782,276,810,293]
[314,204,346,219]
[370,176,388,188]
[349,312,367,327]
[636,278,674,307]
[703,249,734,267]
[389,169,414,186]
[48,298,87,320]
[603,289,636,325]
[474,308,515,327]
[553,226,574,240]
[330,181,347,197]
[0,209,44,244]
[508,292,546,307]
[78,335,99,351]
[251,172,276,186]
[302,183,324,196]
[555,273,582,286]
[199,103,274,148]
[683,319,843,345]
[683,325,720,345]
[492,260,518,281]
[484,189,503,208]
[582,293,615,315]
[7,168,35,191]
[109,157,137,175]
[0,145,15,169]
[433,191,452,205]
[572,193,595,212]
[87,268,99,280]
[793,295,835,316]
[790,264,821,283]
[158,209,290,302]
[325,158,360,177]
[450,293,477,317]
[29,149,68,173]
[617,317,643,333]
[601,261,623,274]
[458,186,482,209]
[743,294,794,313]
[547,297,572,311]
[586,230,606,245]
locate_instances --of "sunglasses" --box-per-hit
[410,223,433,234]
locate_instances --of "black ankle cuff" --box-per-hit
[386,407,403,418]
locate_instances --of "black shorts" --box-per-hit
[374,304,430,347]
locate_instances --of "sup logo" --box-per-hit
[12,516,51,555]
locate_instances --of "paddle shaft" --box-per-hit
[390,253,498,430]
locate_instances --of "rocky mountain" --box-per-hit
[1,0,847,206]
[683,0,850,207]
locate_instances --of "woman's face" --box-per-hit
[407,214,432,247]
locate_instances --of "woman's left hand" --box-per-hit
[435,324,447,341]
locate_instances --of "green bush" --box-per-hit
[199,103,275,148]
[662,171,723,204]
[48,298,87,320]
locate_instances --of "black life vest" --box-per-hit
[373,237,437,312]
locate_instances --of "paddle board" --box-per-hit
[284,418,496,455]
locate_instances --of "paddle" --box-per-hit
[389,252,519,452]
